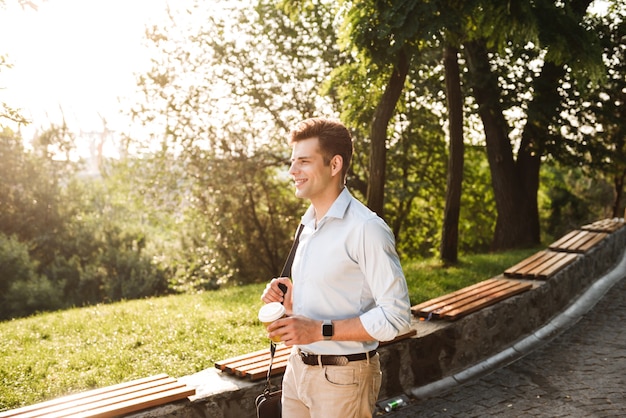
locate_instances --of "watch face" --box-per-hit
[322,323,333,337]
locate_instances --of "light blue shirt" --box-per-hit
[292,188,411,355]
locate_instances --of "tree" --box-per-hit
[559,0,626,218]
[440,44,465,263]
[127,0,343,283]
[462,0,602,250]
[366,49,412,217]
[336,0,445,217]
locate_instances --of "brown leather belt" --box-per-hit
[298,350,377,366]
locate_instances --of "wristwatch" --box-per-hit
[322,320,333,340]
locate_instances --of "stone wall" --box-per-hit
[128,224,626,418]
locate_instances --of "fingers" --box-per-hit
[266,318,287,344]
[267,316,317,346]
[261,277,291,303]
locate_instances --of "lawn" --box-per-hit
[0,248,538,412]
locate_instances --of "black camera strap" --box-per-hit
[265,224,304,393]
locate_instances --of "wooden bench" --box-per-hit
[411,278,533,321]
[214,330,417,381]
[581,218,625,233]
[216,345,292,381]
[0,374,195,418]
[548,229,608,253]
[504,250,579,280]
[504,220,622,280]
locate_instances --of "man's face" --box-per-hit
[288,137,333,202]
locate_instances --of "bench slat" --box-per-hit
[413,279,508,316]
[516,251,572,278]
[40,382,193,418]
[215,345,289,372]
[235,351,292,376]
[214,348,273,371]
[548,230,608,253]
[3,378,180,418]
[505,250,553,277]
[581,218,625,233]
[245,360,290,381]
[441,281,533,320]
[504,250,579,279]
[577,232,608,252]
[0,375,195,418]
[67,386,195,418]
[534,252,579,279]
[410,278,500,313]
[0,374,172,418]
[503,251,550,277]
[424,280,517,319]
[430,280,525,318]
[548,230,581,250]
[411,279,533,321]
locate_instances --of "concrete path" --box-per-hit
[385,255,626,417]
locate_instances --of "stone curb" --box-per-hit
[410,244,626,400]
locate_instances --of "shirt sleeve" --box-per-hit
[355,217,412,342]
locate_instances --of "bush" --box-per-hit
[5,276,64,319]
[0,234,63,319]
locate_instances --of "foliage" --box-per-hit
[458,146,497,253]
[0,233,63,319]
[192,155,307,284]
[0,128,170,320]
[125,0,341,285]
[0,127,71,248]
[556,2,626,216]
[1,55,29,126]
[384,101,448,258]
[540,164,616,239]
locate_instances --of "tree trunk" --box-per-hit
[517,61,566,245]
[367,49,411,217]
[440,44,464,264]
[464,40,535,250]
[613,169,626,218]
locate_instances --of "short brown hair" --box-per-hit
[289,118,353,181]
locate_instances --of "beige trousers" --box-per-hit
[281,351,382,418]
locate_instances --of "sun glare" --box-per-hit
[0,0,175,136]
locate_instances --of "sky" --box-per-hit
[0,0,175,138]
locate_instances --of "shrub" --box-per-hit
[0,234,63,319]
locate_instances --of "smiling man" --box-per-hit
[261,117,411,418]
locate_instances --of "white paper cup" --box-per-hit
[258,302,286,342]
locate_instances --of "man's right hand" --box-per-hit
[261,277,292,306]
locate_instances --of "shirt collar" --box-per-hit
[302,187,352,226]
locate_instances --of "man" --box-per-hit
[261,117,411,418]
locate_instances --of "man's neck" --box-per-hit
[311,186,344,224]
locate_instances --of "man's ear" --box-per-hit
[331,155,343,177]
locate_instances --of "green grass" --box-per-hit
[0,248,538,412]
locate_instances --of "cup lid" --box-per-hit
[258,302,286,322]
